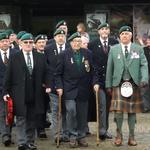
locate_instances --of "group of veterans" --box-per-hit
[0,19,150,150]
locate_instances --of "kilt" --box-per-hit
[110,86,144,113]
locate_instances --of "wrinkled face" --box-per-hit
[119,31,132,45]
[0,39,10,51]
[58,25,68,36]
[54,34,66,45]
[9,33,17,43]
[70,37,82,50]
[35,39,46,51]
[21,40,34,52]
[81,37,89,49]
[98,27,110,39]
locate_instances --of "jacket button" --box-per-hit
[102,66,105,68]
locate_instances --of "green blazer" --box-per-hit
[106,43,149,88]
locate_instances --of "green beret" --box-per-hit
[17,31,27,39]
[0,32,9,40]
[34,34,48,43]
[56,20,67,29]
[20,33,33,41]
[97,23,110,30]
[119,26,132,34]
[68,32,81,42]
[53,29,66,36]
[5,29,14,36]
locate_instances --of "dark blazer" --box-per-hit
[3,50,50,116]
[88,37,118,88]
[44,41,70,93]
[144,46,150,73]
[55,48,93,101]
[0,48,18,93]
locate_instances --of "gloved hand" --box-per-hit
[140,81,148,88]
[106,88,112,96]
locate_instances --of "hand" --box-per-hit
[140,81,148,88]
[93,84,100,92]
[3,94,10,102]
[56,89,63,96]
[46,88,51,93]
[106,88,112,96]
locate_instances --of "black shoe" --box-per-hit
[44,121,51,128]
[27,144,37,150]
[18,144,28,150]
[105,132,113,139]
[2,135,11,146]
[99,135,106,140]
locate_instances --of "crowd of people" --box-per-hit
[0,20,150,150]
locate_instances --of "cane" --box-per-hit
[96,89,100,146]
[56,93,62,148]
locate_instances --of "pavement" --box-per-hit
[0,112,150,150]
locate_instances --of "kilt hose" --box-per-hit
[110,86,144,113]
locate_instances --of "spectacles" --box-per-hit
[23,41,34,44]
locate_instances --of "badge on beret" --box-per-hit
[64,22,66,25]
[121,81,133,98]
[84,60,90,72]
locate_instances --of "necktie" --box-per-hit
[103,41,108,53]
[26,52,32,74]
[125,46,128,58]
[59,45,63,53]
[3,52,9,65]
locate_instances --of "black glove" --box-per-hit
[140,81,148,88]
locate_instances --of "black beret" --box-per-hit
[53,29,66,36]
[34,34,48,43]
[119,26,132,34]
[56,20,67,29]
[97,23,110,30]
[68,32,81,42]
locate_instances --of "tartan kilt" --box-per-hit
[110,86,144,113]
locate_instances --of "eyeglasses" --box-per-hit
[23,41,34,44]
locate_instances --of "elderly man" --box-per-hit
[45,29,70,142]
[3,33,51,150]
[0,32,18,147]
[89,23,118,140]
[55,32,95,148]
[106,26,148,146]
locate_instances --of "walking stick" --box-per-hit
[56,94,62,148]
[96,89,100,146]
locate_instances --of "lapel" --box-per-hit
[116,44,124,67]
[127,43,135,66]
[0,51,3,63]
[53,42,58,55]
[19,51,28,73]
[32,50,38,73]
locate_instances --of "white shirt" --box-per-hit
[22,50,34,68]
[56,43,65,54]
[100,37,108,47]
[121,42,131,56]
[0,49,10,63]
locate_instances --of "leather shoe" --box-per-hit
[105,132,113,139]
[18,144,28,150]
[114,136,123,146]
[78,138,88,147]
[128,137,137,146]
[27,143,37,150]
[69,139,78,148]
[2,135,11,146]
